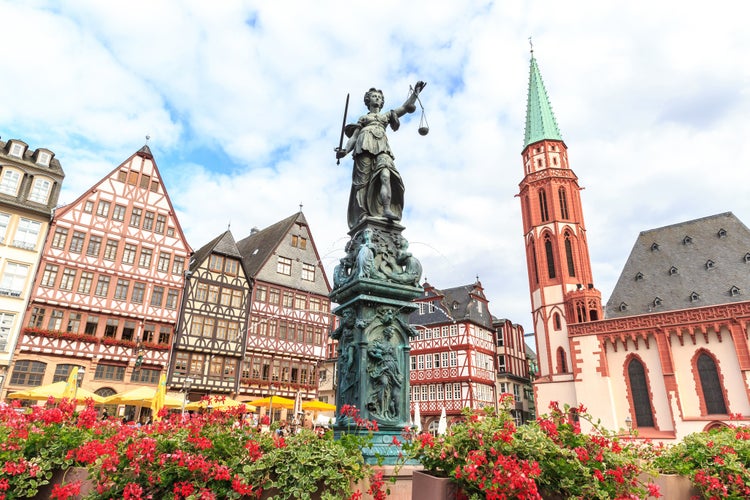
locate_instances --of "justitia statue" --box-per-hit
[336,81,426,229]
[330,81,426,464]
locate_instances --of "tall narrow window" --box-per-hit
[538,189,549,222]
[530,240,539,284]
[564,232,576,277]
[697,353,727,414]
[628,358,654,427]
[544,234,556,278]
[524,196,532,228]
[558,186,570,219]
[557,347,567,373]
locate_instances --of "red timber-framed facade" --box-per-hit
[6,145,190,406]
[235,212,332,419]
[167,230,251,399]
[494,318,535,424]
[0,139,64,395]
[409,280,498,434]
[518,50,750,440]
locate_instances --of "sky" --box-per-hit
[1,1,748,341]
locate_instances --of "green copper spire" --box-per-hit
[523,53,563,148]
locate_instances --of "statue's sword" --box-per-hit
[336,93,350,165]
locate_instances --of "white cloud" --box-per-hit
[2,0,749,337]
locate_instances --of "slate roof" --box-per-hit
[190,230,242,272]
[235,212,306,278]
[410,281,493,329]
[605,212,750,318]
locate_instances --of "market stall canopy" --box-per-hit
[302,400,336,412]
[103,386,182,408]
[6,381,105,404]
[247,396,296,410]
[185,397,256,412]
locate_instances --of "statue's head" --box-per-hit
[364,88,384,109]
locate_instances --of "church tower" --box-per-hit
[518,50,602,405]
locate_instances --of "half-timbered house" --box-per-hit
[409,280,499,433]
[0,139,64,395]
[493,317,535,424]
[235,212,331,420]
[6,145,191,408]
[167,230,251,399]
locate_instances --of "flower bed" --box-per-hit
[400,396,661,499]
[0,398,385,500]
[2,394,749,499]
[653,418,750,499]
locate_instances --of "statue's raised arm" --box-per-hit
[392,81,427,118]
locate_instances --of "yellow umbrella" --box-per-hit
[61,367,79,400]
[103,386,182,408]
[151,374,167,421]
[185,397,256,412]
[7,381,105,404]
[247,395,296,410]
[302,400,336,412]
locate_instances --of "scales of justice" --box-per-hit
[329,81,428,463]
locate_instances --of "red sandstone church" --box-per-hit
[520,52,749,440]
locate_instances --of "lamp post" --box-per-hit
[181,378,193,416]
[625,416,633,433]
[268,384,276,424]
[74,367,85,402]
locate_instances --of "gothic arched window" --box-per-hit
[627,358,654,427]
[524,196,532,228]
[553,312,562,331]
[564,231,576,277]
[557,347,568,373]
[558,186,570,219]
[539,189,549,222]
[530,240,539,284]
[544,234,556,279]
[697,353,727,415]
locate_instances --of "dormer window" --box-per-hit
[669,266,678,276]
[730,286,741,297]
[651,242,660,251]
[690,292,700,302]
[619,302,628,312]
[718,228,727,238]
[705,260,716,270]
[634,272,644,281]
[9,141,24,158]
[683,235,693,245]
[653,297,663,307]
[35,151,51,166]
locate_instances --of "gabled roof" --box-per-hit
[236,212,306,278]
[411,280,493,329]
[605,212,750,318]
[190,230,242,272]
[523,53,563,148]
[53,144,192,254]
